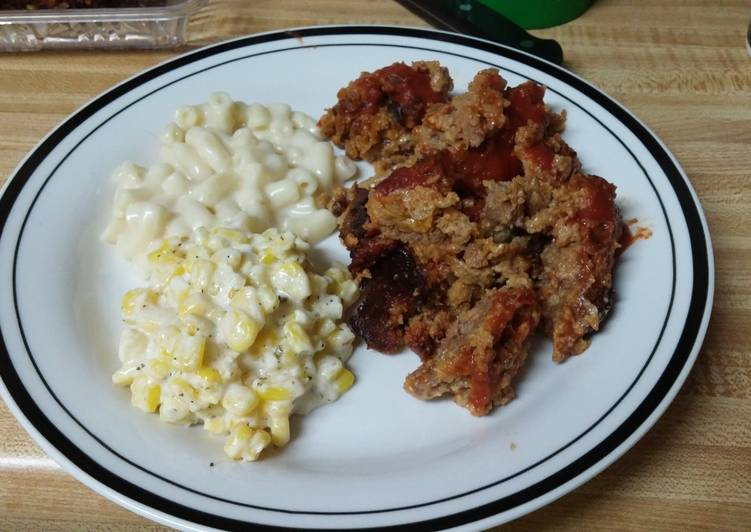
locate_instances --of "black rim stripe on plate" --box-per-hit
[0,26,709,531]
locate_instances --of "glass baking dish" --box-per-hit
[0,0,207,51]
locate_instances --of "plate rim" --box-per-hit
[0,25,714,531]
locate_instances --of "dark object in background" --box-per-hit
[396,0,564,65]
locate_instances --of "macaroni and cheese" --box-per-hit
[102,93,357,260]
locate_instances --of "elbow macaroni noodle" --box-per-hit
[104,95,360,461]
[102,93,357,260]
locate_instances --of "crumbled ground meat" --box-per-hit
[404,287,540,416]
[319,61,452,176]
[322,63,623,415]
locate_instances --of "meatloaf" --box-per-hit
[321,63,623,415]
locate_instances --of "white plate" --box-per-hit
[0,26,713,531]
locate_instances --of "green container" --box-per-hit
[478,0,592,29]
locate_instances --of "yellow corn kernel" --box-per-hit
[171,375,193,391]
[309,273,327,295]
[279,350,299,368]
[230,286,263,321]
[255,385,291,402]
[257,285,279,313]
[325,280,340,296]
[283,321,313,355]
[271,260,311,302]
[147,357,172,380]
[226,412,262,430]
[212,227,248,243]
[144,289,159,305]
[121,288,157,317]
[327,325,356,351]
[334,368,355,394]
[270,230,295,251]
[159,397,190,424]
[138,317,161,334]
[246,429,272,460]
[205,305,225,322]
[196,367,221,384]
[146,239,174,261]
[169,334,205,370]
[222,383,259,416]
[147,240,181,265]
[224,424,253,460]
[325,265,357,303]
[269,415,290,447]
[150,267,179,292]
[250,327,279,357]
[290,309,312,327]
[112,364,139,386]
[325,264,348,284]
[315,318,337,337]
[262,399,292,418]
[130,377,161,413]
[179,292,209,316]
[189,258,215,290]
[317,355,343,381]
[260,250,276,265]
[204,416,227,435]
[212,248,242,271]
[166,377,197,406]
[225,416,244,430]
[221,310,260,353]
[203,389,223,408]
[224,423,270,461]
[337,280,359,306]
[332,342,353,360]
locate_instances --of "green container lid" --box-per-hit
[478,0,592,30]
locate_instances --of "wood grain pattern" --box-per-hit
[1,0,749,530]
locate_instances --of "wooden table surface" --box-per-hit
[1,0,749,530]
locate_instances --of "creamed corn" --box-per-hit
[112,226,357,461]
